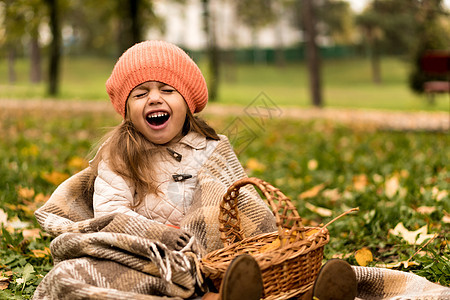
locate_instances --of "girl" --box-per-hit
[89,40,275,299]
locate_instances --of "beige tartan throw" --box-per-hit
[33,137,449,299]
[354,266,449,300]
[33,138,277,299]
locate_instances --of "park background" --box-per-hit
[0,0,449,298]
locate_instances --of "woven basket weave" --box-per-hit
[200,177,330,300]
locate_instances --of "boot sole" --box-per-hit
[220,254,263,300]
[312,259,357,300]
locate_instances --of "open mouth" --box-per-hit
[146,111,170,127]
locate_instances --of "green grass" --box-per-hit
[0,106,449,298]
[0,56,448,111]
[0,57,112,101]
[217,59,449,111]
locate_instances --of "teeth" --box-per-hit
[148,112,169,119]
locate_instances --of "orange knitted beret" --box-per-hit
[106,40,208,118]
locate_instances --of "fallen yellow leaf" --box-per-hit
[34,193,50,204]
[7,217,30,230]
[432,187,448,202]
[4,204,17,210]
[416,206,436,214]
[305,202,332,217]
[376,260,420,269]
[443,211,450,224]
[355,247,373,266]
[0,209,7,226]
[331,253,353,259]
[400,170,409,178]
[20,144,39,157]
[385,175,400,198]
[0,281,9,291]
[307,159,318,170]
[298,184,325,200]
[17,204,35,218]
[30,247,51,258]
[322,188,340,202]
[68,156,89,170]
[353,174,368,192]
[22,228,42,239]
[17,187,35,199]
[246,158,266,172]
[372,174,383,184]
[42,171,70,186]
[389,223,435,245]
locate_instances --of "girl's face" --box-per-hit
[127,81,187,145]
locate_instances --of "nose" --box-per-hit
[148,89,163,105]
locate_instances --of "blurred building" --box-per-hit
[148,0,303,50]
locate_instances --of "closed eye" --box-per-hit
[161,86,176,93]
[133,91,148,98]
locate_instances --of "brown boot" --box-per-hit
[312,259,357,300]
[219,254,264,300]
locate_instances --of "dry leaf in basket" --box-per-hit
[259,228,321,253]
[259,207,360,255]
[259,238,281,253]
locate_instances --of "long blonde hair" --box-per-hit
[89,109,219,207]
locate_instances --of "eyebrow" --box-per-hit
[133,86,147,90]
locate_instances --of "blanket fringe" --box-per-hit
[150,236,199,284]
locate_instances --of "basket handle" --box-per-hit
[219,177,304,247]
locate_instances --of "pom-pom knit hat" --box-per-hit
[106,40,208,118]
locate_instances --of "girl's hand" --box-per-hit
[161,228,193,251]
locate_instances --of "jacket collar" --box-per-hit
[178,132,207,150]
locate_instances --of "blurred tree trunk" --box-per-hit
[356,16,382,85]
[46,0,61,96]
[303,0,323,107]
[369,32,382,84]
[223,7,237,83]
[274,33,286,68]
[117,0,142,56]
[202,0,220,101]
[251,30,261,64]
[7,47,16,84]
[274,1,286,68]
[369,0,381,84]
[30,35,42,84]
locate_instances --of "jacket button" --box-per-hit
[166,148,182,162]
[172,174,193,182]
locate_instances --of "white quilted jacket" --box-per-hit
[93,132,220,227]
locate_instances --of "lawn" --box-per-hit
[0,56,448,111]
[0,104,448,298]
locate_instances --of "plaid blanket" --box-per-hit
[354,266,449,300]
[33,138,277,299]
[33,137,449,299]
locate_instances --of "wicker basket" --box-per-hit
[200,177,330,300]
